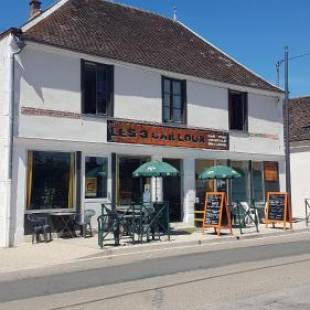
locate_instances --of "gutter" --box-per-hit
[5,30,25,247]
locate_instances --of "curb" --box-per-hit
[89,227,310,258]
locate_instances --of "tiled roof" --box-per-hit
[22,0,281,92]
[289,96,310,141]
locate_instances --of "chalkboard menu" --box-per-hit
[202,192,232,236]
[265,192,292,229]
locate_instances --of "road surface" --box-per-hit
[0,231,310,309]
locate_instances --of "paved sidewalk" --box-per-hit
[0,220,308,274]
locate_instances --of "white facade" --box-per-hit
[0,37,286,246]
[290,142,310,219]
[0,35,11,247]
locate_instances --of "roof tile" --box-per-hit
[23,0,281,92]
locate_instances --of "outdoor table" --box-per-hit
[49,211,76,238]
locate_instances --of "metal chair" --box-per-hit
[231,201,259,234]
[137,202,170,242]
[74,209,96,238]
[27,214,52,244]
[98,204,124,248]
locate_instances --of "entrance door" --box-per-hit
[163,159,182,222]
[118,156,149,204]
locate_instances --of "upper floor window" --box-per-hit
[229,90,248,131]
[162,77,186,124]
[81,60,114,116]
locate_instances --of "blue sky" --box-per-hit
[1,0,310,97]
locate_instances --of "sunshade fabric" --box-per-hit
[199,165,241,180]
[132,160,179,177]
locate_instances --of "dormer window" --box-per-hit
[81,60,114,116]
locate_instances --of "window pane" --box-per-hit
[83,62,113,116]
[195,159,215,204]
[83,62,97,114]
[163,94,170,107]
[85,157,108,198]
[163,106,170,122]
[118,157,150,204]
[27,151,74,210]
[252,162,264,202]
[162,77,185,124]
[173,108,182,122]
[231,161,249,202]
[164,79,171,93]
[230,92,247,131]
[172,81,181,95]
[97,67,107,115]
[173,95,182,109]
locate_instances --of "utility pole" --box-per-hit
[284,46,292,220]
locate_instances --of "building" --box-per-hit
[289,96,310,218]
[0,0,285,247]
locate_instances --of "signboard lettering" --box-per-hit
[107,120,229,150]
[265,192,292,229]
[202,192,232,236]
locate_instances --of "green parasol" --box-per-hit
[199,165,241,180]
[132,160,179,178]
[133,160,179,202]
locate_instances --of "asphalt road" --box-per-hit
[1,232,310,309]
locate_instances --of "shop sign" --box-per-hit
[107,120,229,150]
[264,162,279,182]
[85,177,97,197]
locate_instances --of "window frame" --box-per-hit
[161,76,187,124]
[81,59,114,117]
[228,90,248,132]
[25,150,76,213]
[84,155,109,200]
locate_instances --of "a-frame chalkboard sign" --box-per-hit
[202,192,232,236]
[265,192,292,229]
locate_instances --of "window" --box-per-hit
[229,91,248,131]
[195,159,215,204]
[26,151,75,210]
[118,157,150,204]
[85,157,108,199]
[162,77,186,123]
[81,60,114,116]
[252,162,264,202]
[231,161,249,202]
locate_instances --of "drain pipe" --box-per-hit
[4,30,25,247]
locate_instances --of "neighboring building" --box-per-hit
[289,96,310,218]
[0,0,285,247]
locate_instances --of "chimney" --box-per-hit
[29,0,42,19]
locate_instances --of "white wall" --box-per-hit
[16,44,285,158]
[187,81,228,130]
[114,66,162,122]
[0,35,11,247]
[290,150,310,218]
[18,46,81,113]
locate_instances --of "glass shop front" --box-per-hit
[195,159,280,205]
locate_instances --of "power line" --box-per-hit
[276,50,310,86]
